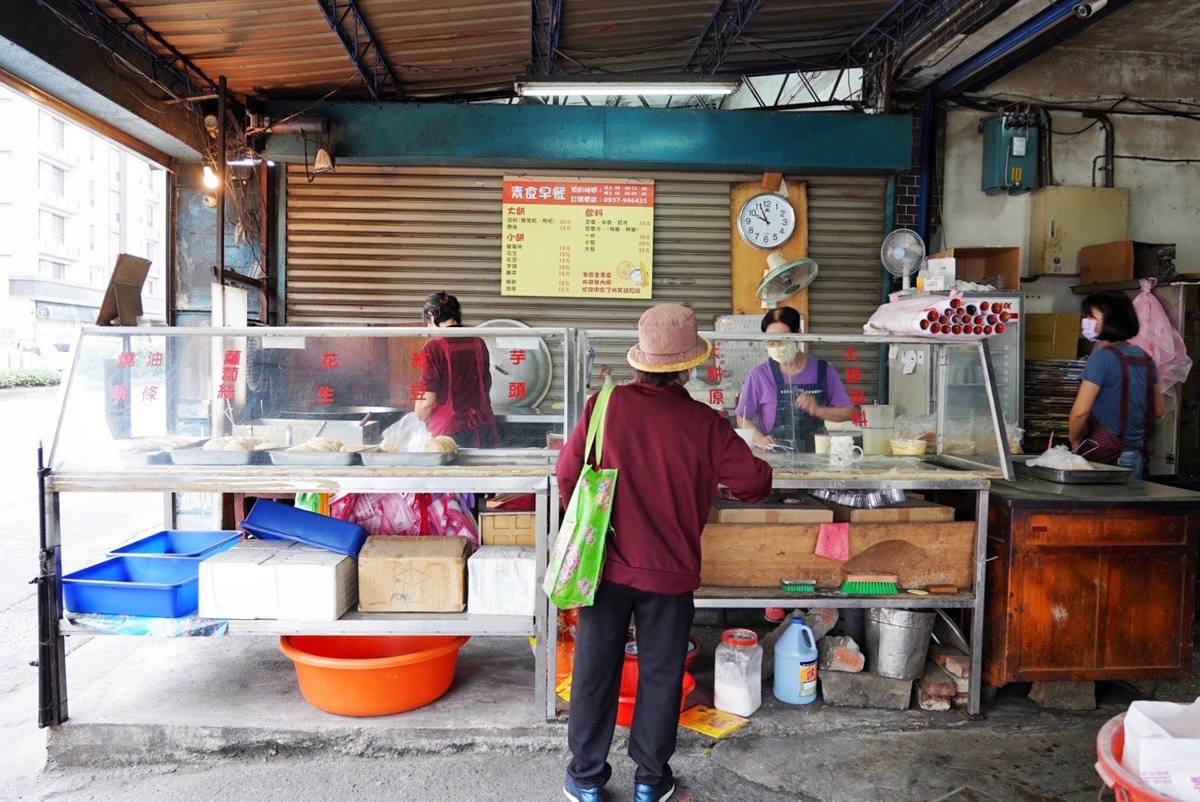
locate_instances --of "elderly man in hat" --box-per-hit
[557,303,773,802]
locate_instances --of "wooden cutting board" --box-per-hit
[813,497,956,524]
[700,521,975,589]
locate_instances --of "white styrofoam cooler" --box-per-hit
[199,540,356,621]
[467,546,536,617]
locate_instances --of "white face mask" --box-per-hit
[767,342,799,363]
[1081,318,1101,342]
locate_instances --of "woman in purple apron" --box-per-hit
[1068,291,1165,479]
[736,308,856,451]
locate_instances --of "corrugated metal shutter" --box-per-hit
[285,166,886,390]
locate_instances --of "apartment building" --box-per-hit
[0,83,167,369]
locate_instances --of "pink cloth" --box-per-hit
[815,523,850,561]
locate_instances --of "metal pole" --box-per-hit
[37,444,67,727]
[216,75,227,287]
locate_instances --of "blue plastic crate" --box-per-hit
[108,530,240,559]
[62,556,200,617]
[240,500,367,557]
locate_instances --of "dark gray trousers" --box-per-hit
[567,580,695,789]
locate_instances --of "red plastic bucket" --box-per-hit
[616,660,695,728]
[1095,713,1178,802]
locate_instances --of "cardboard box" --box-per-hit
[1029,186,1129,275]
[1080,240,1177,286]
[480,512,536,547]
[928,247,1021,291]
[708,496,833,525]
[199,540,357,621]
[918,257,956,292]
[358,535,468,612]
[96,254,151,326]
[467,546,536,616]
[1025,313,1082,360]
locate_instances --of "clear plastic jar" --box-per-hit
[714,628,762,717]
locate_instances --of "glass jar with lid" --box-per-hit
[714,628,762,717]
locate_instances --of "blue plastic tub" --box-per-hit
[108,530,240,559]
[62,556,200,617]
[240,500,367,557]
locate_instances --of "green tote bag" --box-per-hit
[544,383,618,610]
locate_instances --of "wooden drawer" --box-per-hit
[1022,511,1188,547]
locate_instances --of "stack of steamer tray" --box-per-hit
[1024,359,1087,452]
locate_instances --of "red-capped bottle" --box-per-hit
[951,324,962,335]
[983,325,993,335]
[919,319,930,330]
[965,304,977,316]
[930,322,941,334]
[949,298,963,310]
[979,301,990,312]
[995,322,1006,335]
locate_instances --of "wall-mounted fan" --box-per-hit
[756,251,819,305]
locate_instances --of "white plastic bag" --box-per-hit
[1026,445,1093,471]
[1131,279,1193,414]
[1123,698,1200,801]
[382,413,431,453]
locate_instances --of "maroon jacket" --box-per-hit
[556,381,773,594]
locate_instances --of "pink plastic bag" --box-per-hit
[329,493,479,549]
[1130,279,1193,413]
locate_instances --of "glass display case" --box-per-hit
[572,330,1015,482]
[49,326,571,472]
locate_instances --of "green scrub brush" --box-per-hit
[780,578,816,594]
[841,573,899,596]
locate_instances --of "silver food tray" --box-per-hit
[1012,455,1131,485]
[168,447,259,466]
[121,451,171,467]
[359,450,457,467]
[267,449,358,467]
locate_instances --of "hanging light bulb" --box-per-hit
[202,165,220,189]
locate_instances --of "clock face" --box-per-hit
[737,192,796,250]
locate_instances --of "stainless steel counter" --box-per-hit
[991,476,1200,508]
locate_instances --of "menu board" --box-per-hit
[501,177,654,299]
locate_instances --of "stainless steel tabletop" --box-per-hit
[991,476,1200,508]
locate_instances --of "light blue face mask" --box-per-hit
[1081,318,1101,342]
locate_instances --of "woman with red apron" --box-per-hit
[1069,291,1164,479]
[415,292,499,448]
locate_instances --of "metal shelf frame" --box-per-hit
[37,466,558,728]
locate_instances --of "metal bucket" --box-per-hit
[865,608,936,680]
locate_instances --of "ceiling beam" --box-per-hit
[34,0,217,110]
[683,0,765,74]
[315,0,400,100]
[531,0,564,76]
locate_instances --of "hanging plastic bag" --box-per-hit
[1131,279,1193,414]
[381,412,432,453]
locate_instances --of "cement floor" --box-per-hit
[27,622,1176,801]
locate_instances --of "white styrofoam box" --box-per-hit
[199,540,356,621]
[467,546,536,617]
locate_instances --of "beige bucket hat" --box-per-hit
[626,303,713,373]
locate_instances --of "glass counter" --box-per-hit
[574,330,1014,481]
[49,325,570,472]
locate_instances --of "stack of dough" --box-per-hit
[203,436,276,452]
[421,435,458,454]
[339,443,375,453]
[286,437,343,453]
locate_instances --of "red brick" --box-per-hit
[929,644,970,680]
[917,687,951,711]
[917,661,956,698]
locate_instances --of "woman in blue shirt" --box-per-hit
[1069,291,1165,479]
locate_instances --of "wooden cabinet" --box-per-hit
[984,498,1197,686]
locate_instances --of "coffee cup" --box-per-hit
[829,435,864,465]
[813,434,831,454]
[736,428,756,448]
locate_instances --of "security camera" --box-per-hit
[1074,0,1107,18]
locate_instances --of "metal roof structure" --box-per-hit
[72,0,908,102]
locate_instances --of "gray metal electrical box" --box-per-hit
[979,114,1039,195]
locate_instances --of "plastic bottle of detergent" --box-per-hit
[773,617,819,704]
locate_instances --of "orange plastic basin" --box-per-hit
[279,635,469,717]
[1095,713,1177,802]
[615,660,695,729]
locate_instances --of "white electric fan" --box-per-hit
[756,251,819,306]
[880,228,925,291]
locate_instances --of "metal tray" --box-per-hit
[168,447,258,466]
[121,451,170,467]
[1012,455,1131,485]
[267,449,358,467]
[359,450,457,467]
